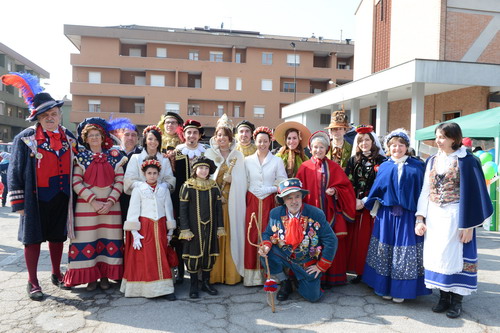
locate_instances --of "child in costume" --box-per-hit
[121,156,177,300]
[178,156,225,298]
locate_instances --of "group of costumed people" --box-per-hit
[2,72,493,319]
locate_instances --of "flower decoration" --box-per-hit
[143,125,163,136]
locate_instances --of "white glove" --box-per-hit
[263,186,277,195]
[167,230,173,243]
[131,230,144,250]
[252,187,263,197]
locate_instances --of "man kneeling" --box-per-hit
[258,178,338,302]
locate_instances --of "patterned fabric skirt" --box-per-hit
[363,205,431,299]
[243,192,275,286]
[64,190,124,287]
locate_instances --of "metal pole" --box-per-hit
[293,45,297,102]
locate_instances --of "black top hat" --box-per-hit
[27,92,64,121]
[235,120,255,133]
[191,156,217,175]
[164,112,184,126]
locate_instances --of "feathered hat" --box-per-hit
[108,117,138,133]
[0,72,63,121]
[77,117,116,149]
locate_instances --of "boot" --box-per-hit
[176,263,185,285]
[446,293,463,318]
[189,273,199,299]
[201,271,218,295]
[432,290,451,313]
[277,279,293,301]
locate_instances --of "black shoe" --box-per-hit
[446,293,463,318]
[432,290,451,313]
[277,279,293,301]
[350,275,362,284]
[175,265,185,285]
[321,282,334,290]
[27,282,43,301]
[165,293,177,301]
[51,274,71,290]
[201,271,218,295]
[189,273,199,299]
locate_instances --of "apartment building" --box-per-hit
[283,0,500,145]
[64,24,354,134]
[0,43,49,142]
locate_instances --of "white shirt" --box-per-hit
[245,151,287,199]
[124,150,175,195]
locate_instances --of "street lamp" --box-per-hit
[290,42,297,102]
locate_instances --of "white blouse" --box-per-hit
[124,150,175,195]
[245,151,287,200]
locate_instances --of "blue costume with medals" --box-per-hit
[261,203,338,302]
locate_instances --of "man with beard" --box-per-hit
[235,120,257,157]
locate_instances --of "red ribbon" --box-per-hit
[83,153,115,187]
[46,131,62,151]
[285,217,303,250]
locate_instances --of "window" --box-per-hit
[320,114,330,125]
[88,100,101,113]
[156,48,167,58]
[236,78,242,91]
[261,79,272,91]
[234,105,240,118]
[17,108,24,118]
[337,62,347,69]
[0,102,5,115]
[443,111,461,121]
[151,75,165,87]
[0,54,5,67]
[235,53,241,63]
[129,48,142,57]
[215,77,229,90]
[135,76,146,86]
[210,51,223,62]
[253,106,265,118]
[283,82,295,93]
[7,107,12,117]
[165,103,180,114]
[217,105,224,117]
[262,52,273,65]
[188,104,200,116]
[133,103,144,114]
[287,54,300,66]
[189,51,199,61]
[88,72,101,84]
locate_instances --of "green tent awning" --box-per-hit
[415,107,500,140]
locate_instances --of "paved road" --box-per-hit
[0,204,499,333]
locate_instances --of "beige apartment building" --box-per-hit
[64,24,354,134]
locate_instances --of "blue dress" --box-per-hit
[362,156,431,299]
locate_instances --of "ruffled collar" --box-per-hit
[391,155,409,164]
[438,146,467,159]
[178,144,206,159]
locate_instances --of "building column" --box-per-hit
[376,91,388,136]
[410,82,425,148]
[175,71,179,88]
[350,98,360,125]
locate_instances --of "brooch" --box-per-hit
[110,150,119,157]
[35,152,43,160]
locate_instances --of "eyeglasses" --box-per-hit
[87,134,102,138]
[165,121,178,125]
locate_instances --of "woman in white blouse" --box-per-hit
[243,126,287,286]
[124,125,175,195]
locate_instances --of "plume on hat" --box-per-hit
[1,72,44,109]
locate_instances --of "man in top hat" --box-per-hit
[259,178,338,302]
[235,120,257,157]
[7,91,78,301]
[171,119,206,283]
[325,110,352,169]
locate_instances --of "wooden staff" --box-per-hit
[247,212,276,313]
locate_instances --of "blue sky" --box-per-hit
[1,0,358,98]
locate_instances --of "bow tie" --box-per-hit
[46,131,62,151]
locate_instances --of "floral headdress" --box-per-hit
[141,158,162,171]
[253,126,274,141]
[143,125,163,136]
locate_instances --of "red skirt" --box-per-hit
[123,216,173,282]
[346,208,375,275]
[243,192,275,286]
